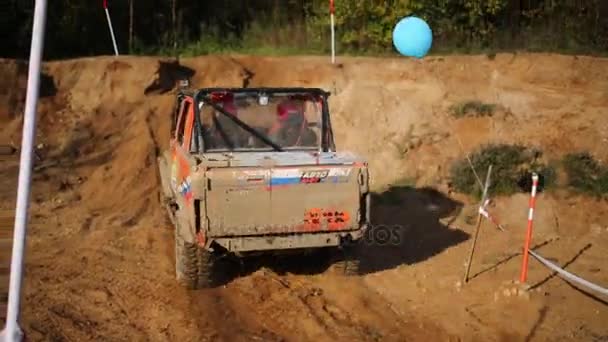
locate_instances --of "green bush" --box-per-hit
[450,144,554,197]
[562,152,608,197]
[450,101,497,118]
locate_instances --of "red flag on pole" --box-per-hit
[329,0,335,14]
[102,0,119,55]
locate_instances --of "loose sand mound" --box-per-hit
[0,53,607,341]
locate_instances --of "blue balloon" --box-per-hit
[392,16,433,58]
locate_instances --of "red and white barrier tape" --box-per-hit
[529,249,608,297]
[478,202,506,231]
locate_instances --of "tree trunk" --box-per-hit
[172,0,177,50]
[129,0,134,52]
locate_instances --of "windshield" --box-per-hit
[199,92,323,152]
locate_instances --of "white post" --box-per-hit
[104,2,119,56]
[0,0,47,341]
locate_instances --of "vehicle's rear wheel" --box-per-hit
[328,245,360,276]
[174,222,215,289]
[330,257,360,276]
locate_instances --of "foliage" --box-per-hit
[451,148,608,199]
[450,144,554,197]
[562,152,608,197]
[2,1,607,59]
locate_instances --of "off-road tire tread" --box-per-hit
[332,258,360,276]
[328,245,361,276]
[196,247,215,288]
[159,192,173,226]
[175,224,216,289]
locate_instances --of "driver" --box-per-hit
[269,99,319,147]
[268,100,307,147]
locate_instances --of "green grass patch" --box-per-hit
[562,152,608,197]
[450,101,498,118]
[450,144,555,197]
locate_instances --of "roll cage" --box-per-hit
[171,87,337,153]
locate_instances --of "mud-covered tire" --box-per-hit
[330,257,360,276]
[174,223,215,289]
[159,192,173,226]
[196,247,215,288]
[328,246,361,276]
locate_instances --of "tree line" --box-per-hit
[2,0,607,59]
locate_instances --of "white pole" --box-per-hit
[0,0,47,341]
[330,13,335,64]
[105,6,119,56]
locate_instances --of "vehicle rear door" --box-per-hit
[205,166,272,237]
[267,165,360,233]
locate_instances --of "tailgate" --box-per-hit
[205,165,361,237]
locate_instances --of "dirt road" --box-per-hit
[0,54,607,341]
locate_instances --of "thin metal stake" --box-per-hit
[464,164,493,283]
[329,0,335,64]
[330,13,336,64]
[104,5,119,56]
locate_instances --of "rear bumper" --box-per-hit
[207,190,371,253]
[210,226,367,253]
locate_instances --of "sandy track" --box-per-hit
[0,53,607,341]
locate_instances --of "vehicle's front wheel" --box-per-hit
[174,222,215,289]
[159,192,174,226]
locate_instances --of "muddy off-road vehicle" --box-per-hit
[158,87,370,288]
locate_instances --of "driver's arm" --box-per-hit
[267,121,282,140]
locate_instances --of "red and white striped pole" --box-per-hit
[520,173,539,283]
[330,0,335,64]
[103,0,119,56]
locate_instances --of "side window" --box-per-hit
[175,100,191,145]
[182,101,194,150]
[170,99,180,137]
